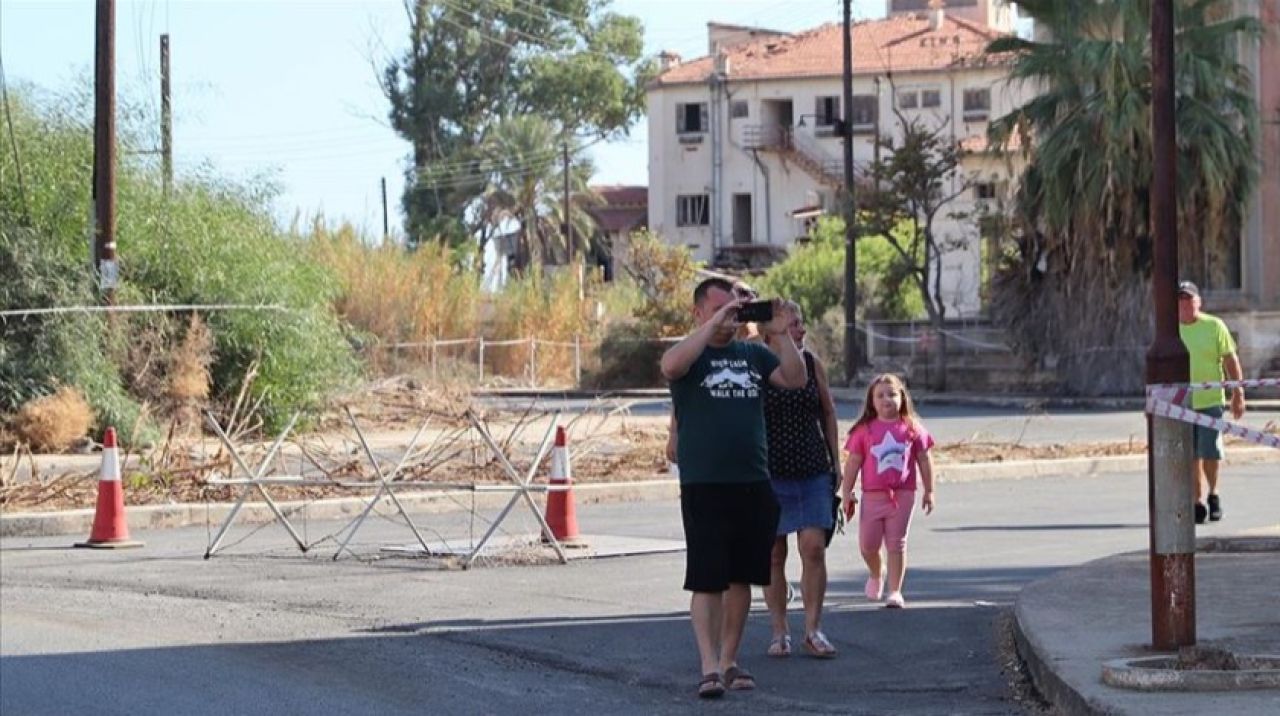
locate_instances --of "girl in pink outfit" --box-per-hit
[840,374,936,608]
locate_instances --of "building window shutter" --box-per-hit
[676,105,687,133]
[700,104,709,133]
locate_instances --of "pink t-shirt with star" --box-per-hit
[844,418,935,491]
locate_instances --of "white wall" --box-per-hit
[647,64,1033,317]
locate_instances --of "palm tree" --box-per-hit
[986,0,1260,395]
[475,116,601,274]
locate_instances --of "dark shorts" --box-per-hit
[680,481,780,593]
[1193,406,1226,461]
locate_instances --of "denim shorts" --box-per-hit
[770,472,836,536]
[1193,406,1225,461]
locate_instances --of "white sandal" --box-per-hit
[803,630,837,658]
[767,633,792,657]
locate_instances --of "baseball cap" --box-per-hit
[1177,280,1199,298]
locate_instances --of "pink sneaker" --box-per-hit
[864,575,883,601]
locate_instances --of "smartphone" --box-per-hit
[736,299,773,323]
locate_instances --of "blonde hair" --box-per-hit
[850,373,920,435]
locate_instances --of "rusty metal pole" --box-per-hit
[93,0,118,306]
[1147,0,1195,650]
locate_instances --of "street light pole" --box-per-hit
[1147,0,1196,650]
[841,0,858,383]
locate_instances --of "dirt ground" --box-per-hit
[1,376,1269,513]
[0,424,1157,513]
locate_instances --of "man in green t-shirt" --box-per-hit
[660,277,806,698]
[1177,281,1246,524]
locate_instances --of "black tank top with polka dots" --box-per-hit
[763,351,834,480]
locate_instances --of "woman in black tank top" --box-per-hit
[761,301,842,659]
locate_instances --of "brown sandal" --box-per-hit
[697,673,725,699]
[723,665,756,691]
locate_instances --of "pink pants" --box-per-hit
[858,490,915,554]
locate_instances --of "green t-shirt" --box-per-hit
[1178,313,1237,409]
[670,341,781,485]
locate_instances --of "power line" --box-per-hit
[180,123,392,142]
[438,0,566,51]
[177,143,576,187]
[501,0,582,25]
[434,1,644,67]
[408,136,606,188]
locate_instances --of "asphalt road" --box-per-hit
[3,462,1277,714]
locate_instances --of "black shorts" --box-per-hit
[680,481,781,592]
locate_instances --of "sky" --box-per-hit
[2,0,888,236]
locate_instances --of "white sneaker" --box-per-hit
[864,576,883,601]
[885,591,905,609]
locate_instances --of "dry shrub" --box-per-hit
[118,313,177,405]
[13,387,94,452]
[310,224,480,374]
[0,423,19,454]
[322,373,476,430]
[487,263,597,385]
[169,315,214,402]
[166,315,215,433]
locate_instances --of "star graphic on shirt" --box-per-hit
[870,431,907,475]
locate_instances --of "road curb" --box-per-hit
[1013,535,1280,714]
[2,450,1272,539]
[938,446,1276,483]
[1013,597,1113,716]
[0,480,682,539]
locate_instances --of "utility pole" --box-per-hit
[841,0,858,382]
[380,176,389,241]
[94,0,118,305]
[160,33,172,196]
[872,76,881,169]
[562,142,572,265]
[1147,0,1195,651]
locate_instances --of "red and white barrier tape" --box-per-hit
[1145,378,1280,449]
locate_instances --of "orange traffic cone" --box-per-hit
[545,426,582,544]
[75,427,144,549]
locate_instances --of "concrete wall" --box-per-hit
[647,64,1032,317]
[1249,0,1280,309]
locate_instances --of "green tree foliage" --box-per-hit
[620,230,700,337]
[987,0,1260,394]
[381,0,654,246]
[857,113,972,390]
[756,217,924,327]
[859,117,971,328]
[0,87,356,434]
[475,116,602,273]
[588,231,700,388]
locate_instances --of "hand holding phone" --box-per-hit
[736,299,774,324]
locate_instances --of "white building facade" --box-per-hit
[646,1,1032,317]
